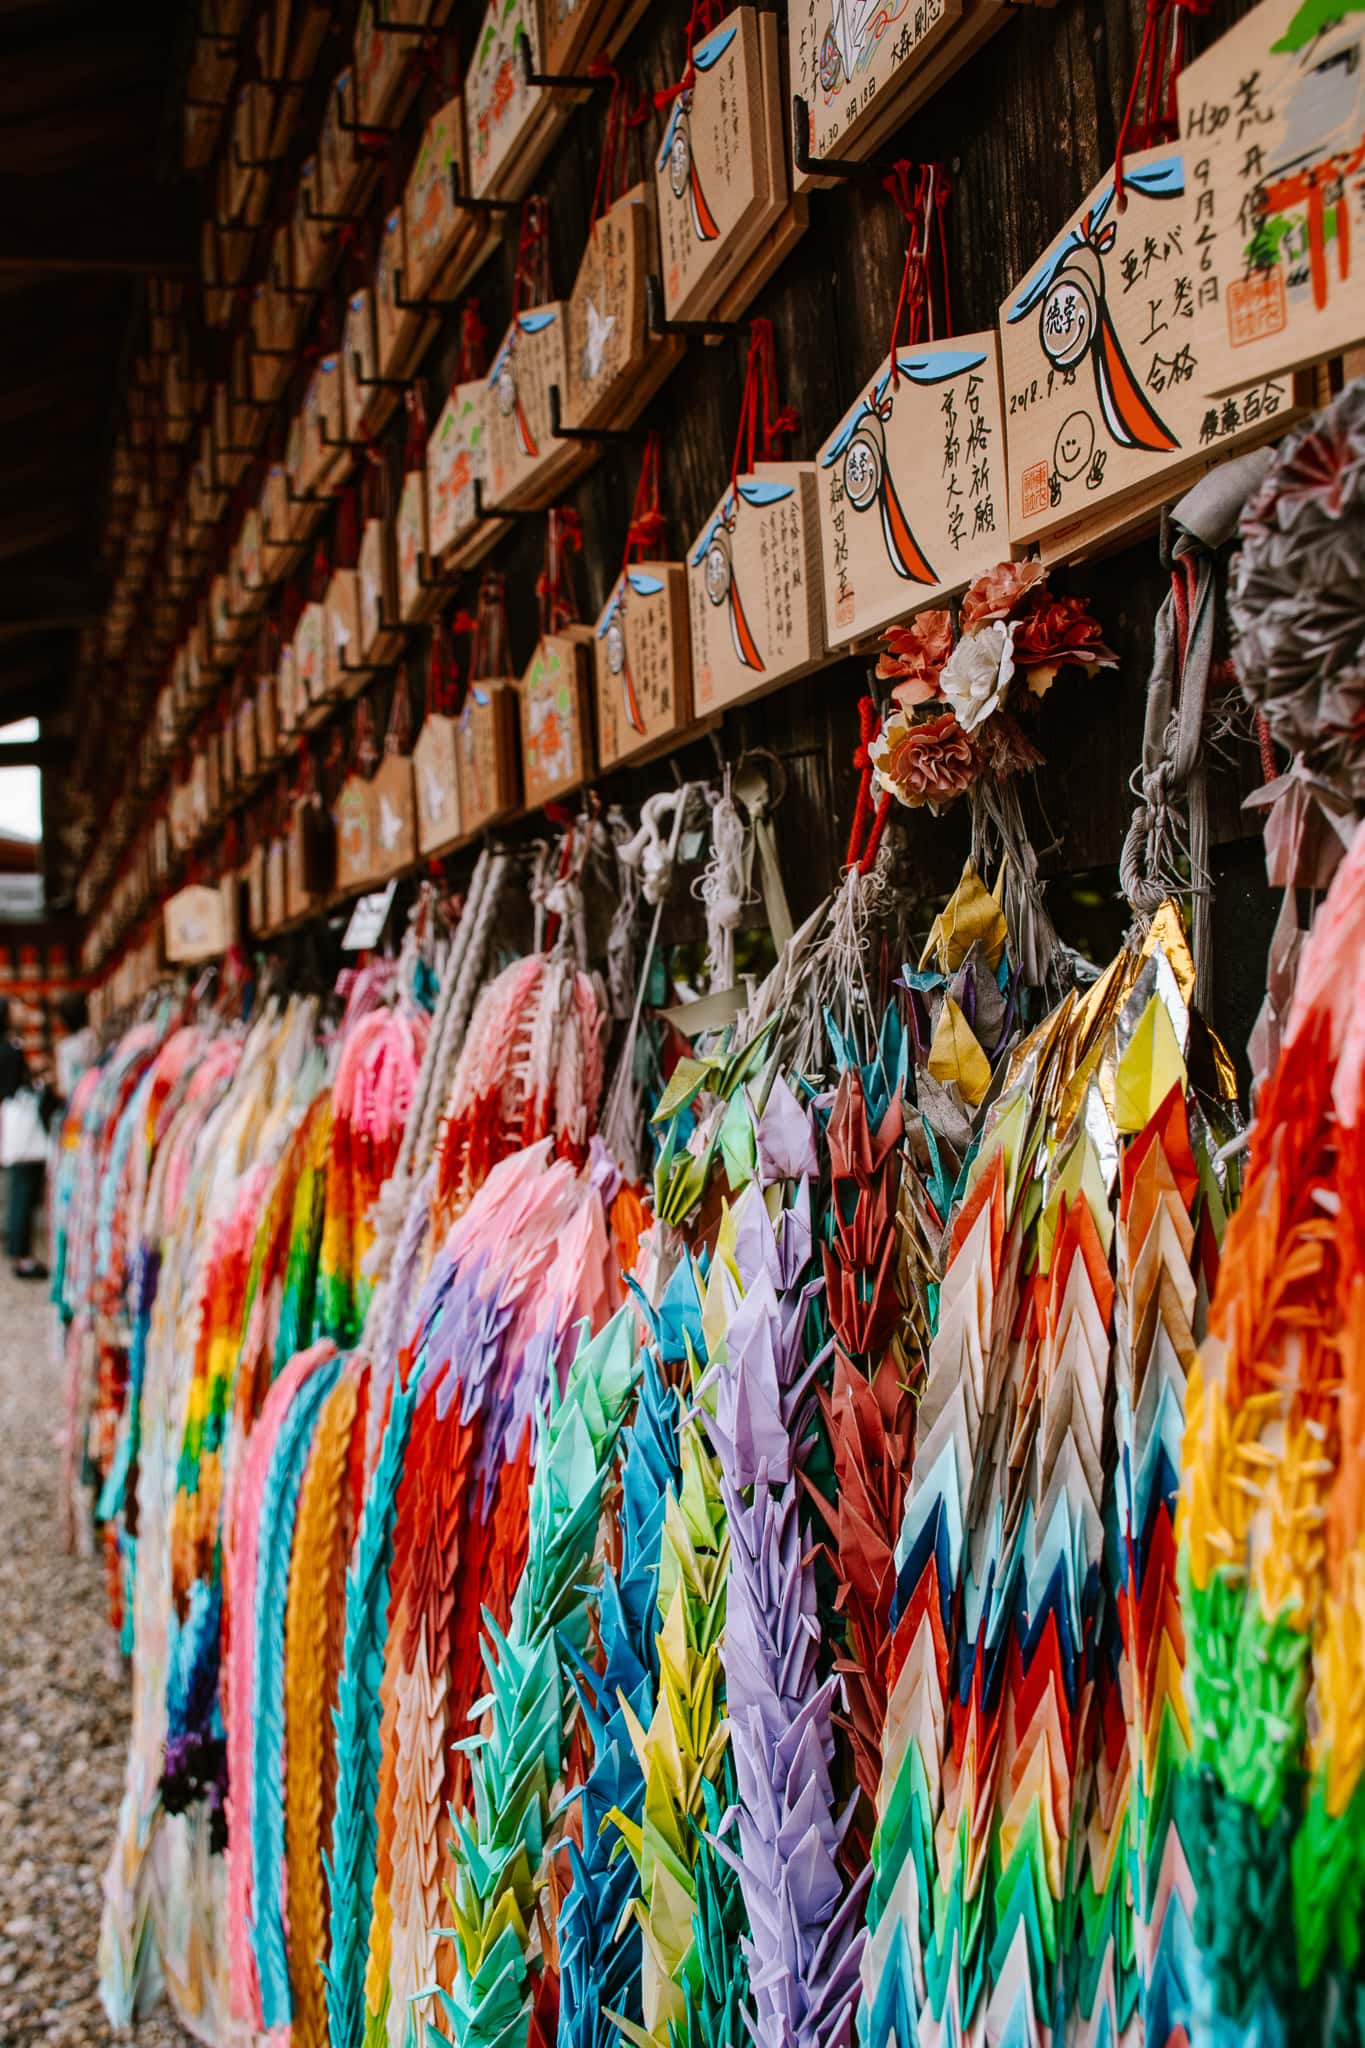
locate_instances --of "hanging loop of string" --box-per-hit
[624,432,665,566]
[654,0,725,108]
[403,381,427,472]
[882,161,950,386]
[538,506,584,636]
[1114,0,1212,207]
[427,619,458,718]
[513,196,551,314]
[589,66,651,222]
[846,696,894,875]
[384,673,411,755]
[730,318,800,501]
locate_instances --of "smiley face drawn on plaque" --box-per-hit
[657,21,739,245]
[1005,159,1184,463]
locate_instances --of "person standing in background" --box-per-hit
[0,996,50,1279]
[53,990,93,1102]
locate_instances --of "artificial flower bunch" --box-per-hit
[868,559,1115,810]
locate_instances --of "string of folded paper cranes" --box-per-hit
[57,376,1365,2048]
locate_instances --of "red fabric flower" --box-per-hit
[1011,595,1116,673]
[959,558,1046,633]
[875,609,953,709]
[870,710,981,811]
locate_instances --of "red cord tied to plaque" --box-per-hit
[538,506,584,636]
[655,0,726,106]
[883,160,951,388]
[294,735,318,800]
[310,537,331,604]
[427,617,462,718]
[730,318,799,503]
[352,696,379,779]
[514,197,552,315]
[456,300,489,385]
[1114,0,1212,207]
[384,674,412,756]
[335,484,360,569]
[472,571,510,682]
[591,64,651,222]
[847,696,894,875]
[624,432,666,566]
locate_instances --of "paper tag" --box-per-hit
[343,880,397,950]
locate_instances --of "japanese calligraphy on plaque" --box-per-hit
[465,0,546,199]
[592,564,693,770]
[519,632,594,806]
[1177,0,1365,391]
[654,11,769,322]
[397,469,430,624]
[485,307,571,508]
[789,0,956,169]
[1000,147,1296,545]
[564,186,678,431]
[688,464,826,714]
[458,680,522,832]
[816,333,1007,647]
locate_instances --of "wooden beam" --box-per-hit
[0,176,198,277]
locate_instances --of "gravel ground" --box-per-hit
[0,1252,194,2046]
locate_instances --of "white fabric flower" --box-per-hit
[939,620,1015,733]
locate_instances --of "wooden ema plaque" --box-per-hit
[465,0,547,198]
[592,563,693,769]
[1176,0,1365,393]
[427,382,502,567]
[334,774,375,893]
[547,0,653,71]
[654,10,773,323]
[359,516,401,663]
[816,332,1008,648]
[564,185,681,431]
[457,680,522,832]
[265,832,287,933]
[485,305,575,508]
[325,569,368,700]
[375,207,425,381]
[519,631,594,806]
[999,147,1301,547]
[406,98,483,303]
[344,290,378,438]
[287,792,333,920]
[397,469,434,624]
[788,0,1010,188]
[370,749,417,881]
[294,599,329,724]
[165,884,228,965]
[355,0,430,128]
[688,463,826,715]
[415,712,463,856]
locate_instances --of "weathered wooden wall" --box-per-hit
[320,0,1280,1067]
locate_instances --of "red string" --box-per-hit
[882,162,931,387]
[538,506,584,635]
[624,433,665,566]
[335,485,359,569]
[1257,711,1278,784]
[427,620,458,717]
[730,319,799,498]
[456,300,488,384]
[846,697,892,873]
[654,0,724,106]
[310,540,330,603]
[385,675,411,755]
[590,66,650,220]
[514,198,551,314]
[1114,0,1211,207]
[403,383,428,472]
